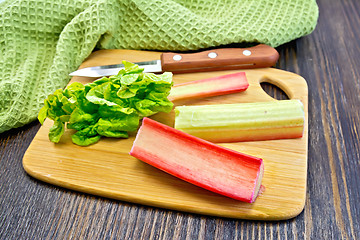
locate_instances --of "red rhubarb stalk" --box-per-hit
[168,72,248,101]
[130,117,264,203]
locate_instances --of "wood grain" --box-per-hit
[160,44,279,72]
[22,49,308,220]
[1,0,360,239]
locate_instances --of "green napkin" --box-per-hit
[0,0,318,133]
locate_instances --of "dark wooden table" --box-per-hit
[1,1,359,239]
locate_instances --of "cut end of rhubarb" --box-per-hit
[250,162,264,203]
[130,117,264,203]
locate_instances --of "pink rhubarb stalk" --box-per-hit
[168,72,248,101]
[130,117,264,203]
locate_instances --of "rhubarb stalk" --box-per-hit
[130,117,264,203]
[168,72,248,101]
[174,99,305,142]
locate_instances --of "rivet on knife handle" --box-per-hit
[160,44,279,73]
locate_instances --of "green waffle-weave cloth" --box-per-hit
[0,0,319,133]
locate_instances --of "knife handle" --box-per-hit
[160,44,279,73]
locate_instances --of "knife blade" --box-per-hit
[69,44,279,77]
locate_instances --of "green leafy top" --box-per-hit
[38,61,173,146]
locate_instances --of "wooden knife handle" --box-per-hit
[160,44,279,73]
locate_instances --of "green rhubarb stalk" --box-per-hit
[168,72,248,101]
[130,117,264,203]
[174,100,305,142]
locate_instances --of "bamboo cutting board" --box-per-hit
[23,49,308,220]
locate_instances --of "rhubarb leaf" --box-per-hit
[38,61,173,146]
[38,105,48,124]
[67,107,99,131]
[96,118,130,138]
[121,74,139,85]
[48,119,65,143]
[71,125,101,146]
[117,61,144,76]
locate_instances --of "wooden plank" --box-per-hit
[22,49,308,220]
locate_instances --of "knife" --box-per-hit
[69,44,279,77]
